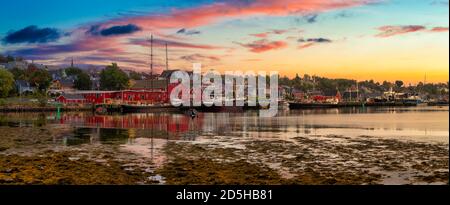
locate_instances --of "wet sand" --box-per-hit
[0,126,157,185]
[157,134,448,185]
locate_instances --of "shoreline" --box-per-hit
[0,106,93,112]
[1,104,448,113]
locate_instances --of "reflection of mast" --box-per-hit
[150,135,154,161]
[150,113,154,161]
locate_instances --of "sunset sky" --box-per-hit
[0,0,448,84]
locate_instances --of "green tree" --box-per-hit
[65,67,83,76]
[129,71,143,80]
[100,63,129,90]
[28,68,52,90]
[9,67,26,80]
[0,68,15,97]
[74,72,92,90]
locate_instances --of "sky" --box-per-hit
[0,0,448,84]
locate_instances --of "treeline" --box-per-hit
[0,60,138,98]
[279,73,449,97]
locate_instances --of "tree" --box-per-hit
[100,63,129,90]
[129,71,143,80]
[28,68,52,90]
[395,80,404,88]
[65,67,83,76]
[0,55,7,63]
[6,55,15,62]
[74,72,92,90]
[0,68,15,98]
[9,67,26,80]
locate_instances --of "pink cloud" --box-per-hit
[429,27,449,32]
[180,54,220,62]
[250,29,289,38]
[107,0,374,30]
[298,42,316,49]
[129,37,223,50]
[236,39,288,53]
[251,33,269,38]
[375,25,426,38]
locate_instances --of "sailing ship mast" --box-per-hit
[165,43,169,71]
[150,34,153,78]
[149,34,154,91]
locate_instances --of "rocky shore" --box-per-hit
[0,125,448,185]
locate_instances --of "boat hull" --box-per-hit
[289,102,338,109]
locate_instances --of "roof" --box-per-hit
[131,79,168,90]
[160,70,180,78]
[59,79,74,87]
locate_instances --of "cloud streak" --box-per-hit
[297,37,332,49]
[129,37,222,50]
[375,25,449,37]
[180,54,220,62]
[106,0,374,30]
[235,39,288,53]
[250,29,288,38]
[87,24,142,36]
[375,25,426,38]
[429,27,449,32]
[2,25,63,44]
[176,28,201,35]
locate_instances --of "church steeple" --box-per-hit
[71,58,74,68]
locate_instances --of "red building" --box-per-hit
[56,94,87,104]
[55,77,181,105]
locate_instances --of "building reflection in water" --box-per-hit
[56,112,207,146]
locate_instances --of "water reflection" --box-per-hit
[1,106,448,144]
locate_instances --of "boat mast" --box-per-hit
[165,43,169,71]
[150,34,153,78]
[150,34,154,92]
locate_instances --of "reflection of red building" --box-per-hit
[57,113,201,135]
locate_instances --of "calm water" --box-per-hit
[1,106,448,145]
